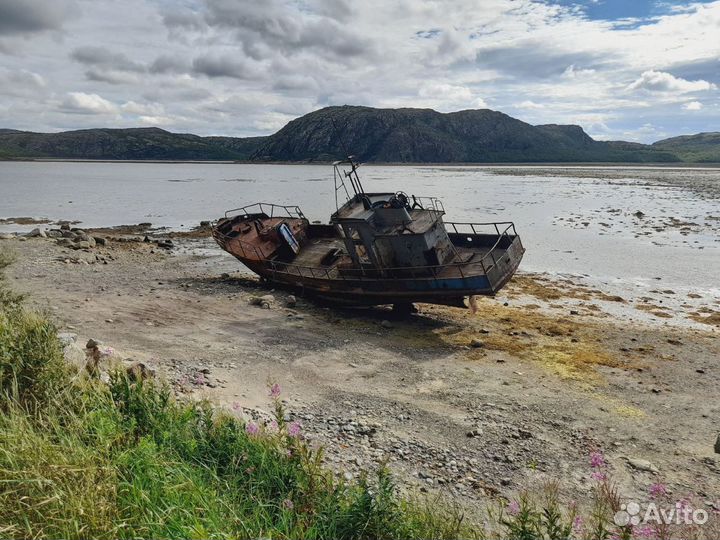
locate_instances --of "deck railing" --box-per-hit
[213,217,520,284]
[224,202,306,220]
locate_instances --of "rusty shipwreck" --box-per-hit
[212,158,524,309]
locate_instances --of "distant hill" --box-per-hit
[0,127,266,161]
[652,132,720,163]
[250,106,679,163]
[1,106,717,163]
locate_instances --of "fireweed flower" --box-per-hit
[590,451,606,469]
[245,421,259,436]
[282,498,294,510]
[269,383,281,398]
[288,421,301,438]
[572,516,584,535]
[507,500,520,515]
[231,401,241,411]
[591,471,606,482]
[649,483,667,498]
[635,525,655,538]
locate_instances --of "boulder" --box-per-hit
[72,241,91,250]
[61,230,76,238]
[286,295,297,308]
[60,223,70,231]
[126,362,155,382]
[93,236,107,246]
[28,227,46,238]
[46,230,62,238]
[56,238,72,247]
[626,457,659,473]
[715,434,720,454]
[0,233,14,240]
[57,332,77,346]
[63,342,86,369]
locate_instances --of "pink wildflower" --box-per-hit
[267,419,279,433]
[590,451,606,469]
[648,483,667,498]
[231,401,242,411]
[282,498,294,510]
[591,471,606,482]
[269,383,281,398]
[245,421,259,436]
[507,500,520,515]
[288,421,301,438]
[634,525,655,538]
[572,515,584,534]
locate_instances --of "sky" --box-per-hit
[0,0,718,142]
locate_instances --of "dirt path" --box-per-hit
[4,234,719,513]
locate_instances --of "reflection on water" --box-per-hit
[0,162,718,290]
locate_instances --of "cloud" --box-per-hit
[515,100,545,109]
[191,54,262,79]
[1,0,720,141]
[61,92,118,115]
[628,70,717,93]
[71,46,145,72]
[683,101,703,110]
[149,55,190,75]
[0,0,77,35]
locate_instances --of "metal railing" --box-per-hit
[213,216,520,285]
[224,202,306,220]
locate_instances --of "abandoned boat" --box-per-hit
[212,158,524,308]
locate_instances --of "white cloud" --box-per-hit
[515,100,544,109]
[61,92,118,115]
[683,100,703,110]
[627,70,717,93]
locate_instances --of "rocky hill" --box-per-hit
[0,127,266,161]
[249,106,679,163]
[2,106,717,162]
[652,132,720,162]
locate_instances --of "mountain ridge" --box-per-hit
[1,105,717,162]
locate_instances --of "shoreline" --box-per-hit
[1,231,718,511]
[3,158,720,168]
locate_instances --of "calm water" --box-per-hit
[1,162,718,292]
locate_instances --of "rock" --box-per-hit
[715,435,720,454]
[626,457,659,473]
[380,320,393,329]
[634,210,646,218]
[46,230,62,238]
[126,362,155,382]
[56,238,72,247]
[157,239,174,249]
[466,428,483,438]
[86,338,100,349]
[570,309,579,315]
[200,220,211,227]
[57,332,77,346]
[0,233,15,240]
[60,223,70,231]
[28,227,46,238]
[61,230,76,238]
[72,241,91,250]
[470,338,484,348]
[93,236,107,246]
[286,295,297,308]
[63,342,86,369]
